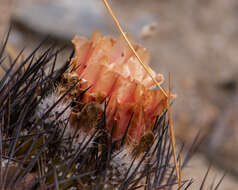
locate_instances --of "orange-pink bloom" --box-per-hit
[71,30,168,144]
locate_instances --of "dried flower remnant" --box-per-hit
[70,30,168,144]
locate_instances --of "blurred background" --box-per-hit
[0,0,238,189]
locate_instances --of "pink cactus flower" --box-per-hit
[70,30,168,144]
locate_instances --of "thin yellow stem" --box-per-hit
[102,1,179,187]
[179,153,182,190]
[168,73,181,190]
[102,0,168,98]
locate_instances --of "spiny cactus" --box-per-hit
[0,29,224,190]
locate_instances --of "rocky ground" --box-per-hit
[0,0,238,189]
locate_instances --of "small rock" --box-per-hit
[140,22,158,39]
